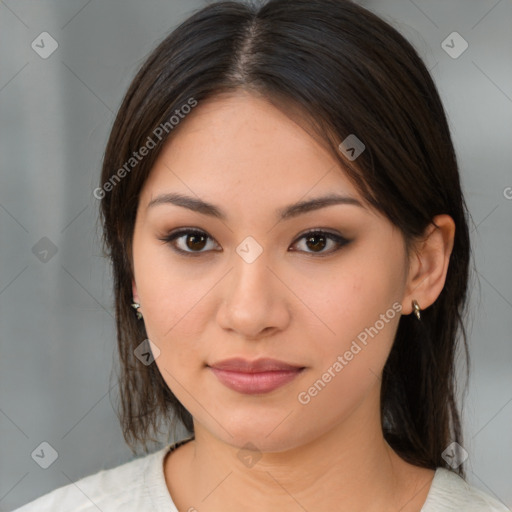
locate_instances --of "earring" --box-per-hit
[131,301,143,320]
[412,299,421,321]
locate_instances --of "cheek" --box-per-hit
[293,252,402,403]
[294,254,399,351]
[144,290,211,406]
[134,234,207,339]
[294,283,400,434]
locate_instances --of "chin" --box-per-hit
[201,408,318,454]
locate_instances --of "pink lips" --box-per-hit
[208,358,305,394]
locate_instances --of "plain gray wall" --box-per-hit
[1,0,511,510]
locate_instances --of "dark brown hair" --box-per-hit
[99,0,473,476]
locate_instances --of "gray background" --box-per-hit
[1,0,511,510]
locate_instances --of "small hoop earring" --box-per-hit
[131,302,143,320]
[412,299,421,321]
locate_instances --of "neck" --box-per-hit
[167,386,434,512]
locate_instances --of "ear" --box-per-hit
[401,214,455,315]
[132,279,140,303]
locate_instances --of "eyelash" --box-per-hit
[159,228,350,258]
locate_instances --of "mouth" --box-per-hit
[207,357,306,395]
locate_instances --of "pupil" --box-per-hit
[306,234,326,252]
[188,233,206,250]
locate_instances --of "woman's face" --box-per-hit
[131,91,411,452]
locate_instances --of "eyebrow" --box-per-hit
[146,192,365,221]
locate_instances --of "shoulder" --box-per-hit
[11,446,168,512]
[422,468,510,512]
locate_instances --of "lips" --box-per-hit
[208,358,305,394]
[210,357,303,372]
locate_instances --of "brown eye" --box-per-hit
[305,233,327,252]
[160,229,219,256]
[290,230,350,256]
[185,232,208,251]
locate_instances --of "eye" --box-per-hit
[159,228,220,256]
[290,229,350,256]
[159,228,350,257]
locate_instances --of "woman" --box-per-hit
[14,0,510,510]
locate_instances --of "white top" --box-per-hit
[13,437,510,511]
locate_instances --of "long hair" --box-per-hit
[98,0,472,476]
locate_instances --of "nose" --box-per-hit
[216,247,291,340]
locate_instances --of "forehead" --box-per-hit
[140,91,367,216]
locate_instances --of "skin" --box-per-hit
[131,90,455,512]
